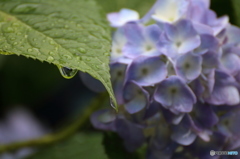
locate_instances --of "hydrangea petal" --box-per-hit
[178,36,201,54]
[123,23,162,58]
[207,71,240,105]
[142,0,189,23]
[90,109,116,131]
[175,53,202,81]
[111,28,132,64]
[110,63,127,105]
[171,124,197,146]
[194,34,219,54]
[154,76,196,113]
[226,24,240,44]
[107,8,139,27]
[123,81,149,114]
[115,118,145,152]
[79,72,106,93]
[220,52,240,76]
[159,20,200,57]
[126,56,167,86]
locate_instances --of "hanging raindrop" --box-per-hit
[58,66,78,79]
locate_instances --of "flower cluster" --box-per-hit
[86,0,240,158]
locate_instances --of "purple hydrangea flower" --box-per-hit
[86,0,240,158]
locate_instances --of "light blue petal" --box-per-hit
[175,53,202,81]
[123,81,149,114]
[126,56,167,86]
[107,8,139,27]
[154,76,196,113]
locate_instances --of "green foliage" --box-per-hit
[96,0,155,17]
[0,0,117,110]
[28,133,108,159]
[231,0,240,26]
[103,133,140,159]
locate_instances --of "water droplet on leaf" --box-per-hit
[63,54,72,59]
[78,48,86,53]
[110,98,117,110]
[27,48,33,52]
[4,27,14,33]
[47,56,54,61]
[49,51,55,55]
[11,4,39,14]
[58,66,78,79]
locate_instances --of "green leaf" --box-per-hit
[28,133,108,159]
[231,0,240,26]
[0,0,117,110]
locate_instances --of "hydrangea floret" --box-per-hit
[82,0,240,158]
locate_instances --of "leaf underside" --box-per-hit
[0,0,117,109]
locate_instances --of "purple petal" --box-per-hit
[111,63,127,105]
[123,81,149,114]
[171,123,197,146]
[178,35,201,54]
[123,22,144,45]
[144,0,190,23]
[79,72,106,93]
[175,19,198,40]
[115,118,145,151]
[145,24,162,42]
[111,28,130,63]
[175,53,202,81]
[107,8,139,27]
[226,24,240,44]
[202,50,220,69]
[220,52,240,76]
[194,34,219,54]
[161,107,185,125]
[90,109,116,131]
[206,71,240,105]
[193,102,219,128]
[192,22,213,35]
[126,56,167,86]
[154,76,196,113]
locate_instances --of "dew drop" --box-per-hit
[78,48,86,53]
[27,48,33,52]
[58,66,78,79]
[12,23,20,27]
[104,52,110,56]
[49,51,55,55]
[63,54,72,60]
[76,56,82,61]
[11,4,39,14]
[4,27,14,33]
[110,98,117,110]
[88,42,102,49]
[49,41,55,45]
[47,56,54,61]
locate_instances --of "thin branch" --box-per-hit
[0,93,108,153]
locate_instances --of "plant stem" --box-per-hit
[0,93,108,153]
